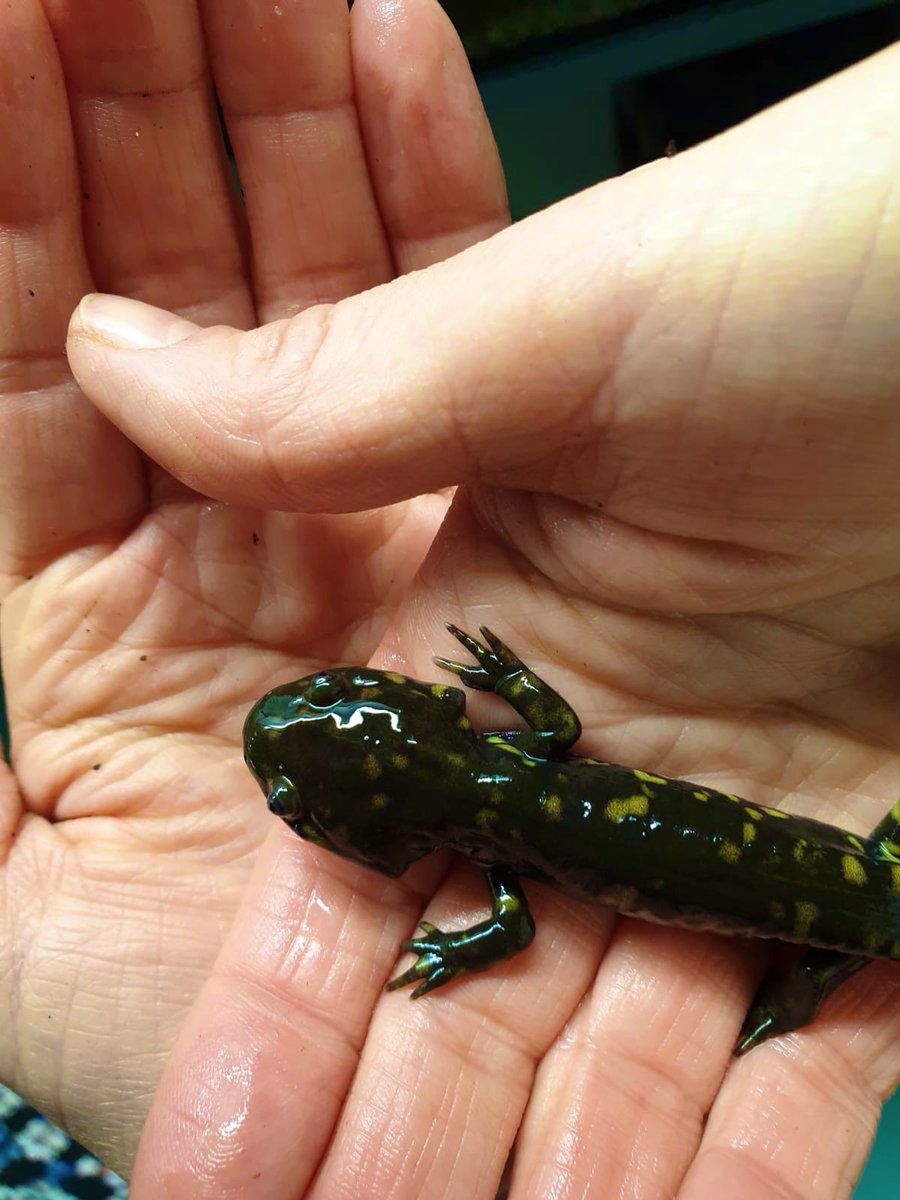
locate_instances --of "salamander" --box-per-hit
[243,624,900,1053]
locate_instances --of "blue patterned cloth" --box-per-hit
[0,1085,127,1199]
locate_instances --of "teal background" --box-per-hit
[1,0,898,1191]
[473,0,899,218]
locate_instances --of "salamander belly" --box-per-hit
[486,761,900,958]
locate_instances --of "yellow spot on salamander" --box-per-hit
[794,900,818,937]
[301,823,328,847]
[742,823,756,846]
[793,840,807,864]
[456,715,472,731]
[634,769,667,786]
[769,899,786,921]
[606,884,642,910]
[763,807,789,819]
[693,790,710,801]
[841,855,867,886]
[863,929,884,953]
[444,752,469,770]
[891,866,900,895]
[371,793,390,809]
[391,753,409,770]
[718,840,741,864]
[744,807,763,821]
[723,792,741,803]
[845,834,866,853]
[604,794,649,823]
[879,839,900,863]
[485,736,533,763]
[542,793,563,821]
[363,754,382,780]
[430,682,452,697]
[476,808,499,829]
[385,672,408,685]
[359,686,381,700]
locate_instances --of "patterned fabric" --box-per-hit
[0,1085,127,1200]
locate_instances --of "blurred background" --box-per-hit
[2,0,899,1194]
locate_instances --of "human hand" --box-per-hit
[0,0,507,1177]
[67,37,900,1199]
[7,2,900,1191]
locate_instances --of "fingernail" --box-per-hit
[73,294,199,349]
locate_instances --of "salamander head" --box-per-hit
[243,667,473,876]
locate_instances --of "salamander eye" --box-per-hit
[307,674,344,708]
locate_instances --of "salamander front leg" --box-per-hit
[435,625,581,757]
[386,866,535,998]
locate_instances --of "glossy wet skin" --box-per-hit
[243,666,479,878]
[243,625,900,1052]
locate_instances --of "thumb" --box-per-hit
[66,43,897,516]
[65,195,623,514]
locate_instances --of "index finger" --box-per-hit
[0,0,142,593]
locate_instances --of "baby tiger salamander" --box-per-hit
[243,624,900,1053]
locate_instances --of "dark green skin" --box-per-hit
[243,625,900,1053]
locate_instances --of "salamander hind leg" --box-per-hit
[435,625,581,756]
[736,798,900,1055]
[735,950,869,1055]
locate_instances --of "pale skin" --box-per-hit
[1,0,899,1195]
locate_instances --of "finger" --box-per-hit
[199,0,506,314]
[508,922,757,1199]
[67,45,900,518]
[0,0,143,592]
[307,866,613,1200]
[677,961,900,1199]
[127,824,453,1200]
[42,0,251,325]
[351,0,509,273]
[200,0,387,316]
